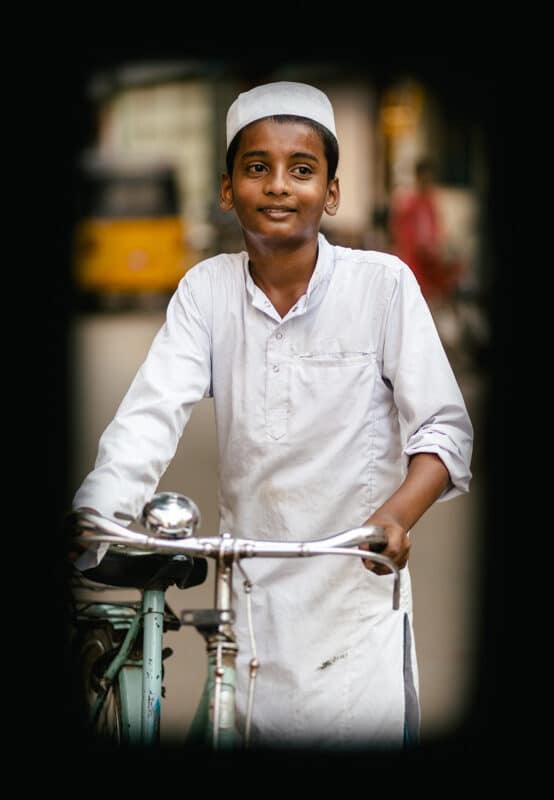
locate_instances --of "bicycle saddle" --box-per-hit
[80,549,208,591]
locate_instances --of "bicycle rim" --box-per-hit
[79,628,123,744]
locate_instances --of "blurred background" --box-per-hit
[46,43,510,759]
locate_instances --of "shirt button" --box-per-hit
[273,364,280,372]
[276,332,283,340]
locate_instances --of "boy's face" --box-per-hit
[220,118,339,248]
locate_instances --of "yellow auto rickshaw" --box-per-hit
[73,159,198,299]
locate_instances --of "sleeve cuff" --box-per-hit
[403,437,472,503]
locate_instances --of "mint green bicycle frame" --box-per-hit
[76,577,240,750]
[79,588,166,747]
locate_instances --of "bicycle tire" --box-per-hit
[74,625,123,745]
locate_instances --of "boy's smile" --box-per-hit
[258,206,296,218]
[220,118,339,250]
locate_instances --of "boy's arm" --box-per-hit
[382,260,473,504]
[361,257,472,575]
[71,274,212,571]
[361,452,450,574]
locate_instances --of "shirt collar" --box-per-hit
[243,233,334,317]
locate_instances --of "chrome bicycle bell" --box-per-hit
[141,492,201,538]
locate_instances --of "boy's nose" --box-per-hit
[263,167,291,195]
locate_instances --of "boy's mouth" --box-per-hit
[258,206,296,217]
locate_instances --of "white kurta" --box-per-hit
[74,233,473,749]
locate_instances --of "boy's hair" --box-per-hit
[225,115,339,182]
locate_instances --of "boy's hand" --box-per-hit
[359,453,450,575]
[360,519,410,575]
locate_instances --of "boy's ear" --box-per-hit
[219,173,234,211]
[324,176,340,217]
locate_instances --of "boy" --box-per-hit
[72,81,473,749]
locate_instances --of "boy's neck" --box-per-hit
[246,235,319,296]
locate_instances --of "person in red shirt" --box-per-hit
[390,158,461,306]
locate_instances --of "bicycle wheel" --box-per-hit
[75,625,123,744]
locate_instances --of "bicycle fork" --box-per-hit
[182,540,263,752]
[182,561,239,750]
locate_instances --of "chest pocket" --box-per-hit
[287,340,378,440]
[294,349,374,373]
[292,336,375,376]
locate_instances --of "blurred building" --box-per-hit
[90,61,229,249]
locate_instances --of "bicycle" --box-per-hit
[69,491,400,751]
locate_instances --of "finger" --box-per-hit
[361,556,392,575]
[375,548,409,574]
[372,562,392,575]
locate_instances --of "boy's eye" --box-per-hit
[246,163,267,174]
[291,165,313,176]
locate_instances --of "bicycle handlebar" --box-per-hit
[72,510,400,608]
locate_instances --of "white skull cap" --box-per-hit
[226,81,337,148]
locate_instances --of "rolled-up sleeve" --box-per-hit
[73,273,212,568]
[381,259,473,501]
